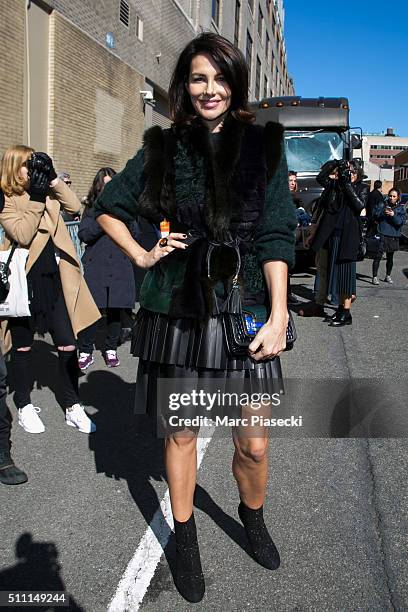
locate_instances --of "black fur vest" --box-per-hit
[137,114,283,247]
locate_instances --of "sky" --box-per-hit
[284,0,408,136]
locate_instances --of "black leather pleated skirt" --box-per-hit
[132,308,284,418]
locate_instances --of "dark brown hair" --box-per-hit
[168,32,255,125]
[388,187,401,202]
[86,167,116,208]
[349,159,364,182]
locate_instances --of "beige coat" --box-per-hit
[0,180,101,352]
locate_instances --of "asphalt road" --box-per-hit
[1,251,407,611]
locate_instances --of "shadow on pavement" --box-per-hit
[289,283,315,302]
[356,272,373,283]
[194,484,252,555]
[0,533,83,611]
[7,340,65,411]
[79,370,179,576]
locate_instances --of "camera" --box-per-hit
[336,159,351,182]
[26,152,53,177]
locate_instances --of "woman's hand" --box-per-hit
[248,311,289,361]
[27,169,50,203]
[137,233,189,269]
[29,152,57,183]
[304,224,317,248]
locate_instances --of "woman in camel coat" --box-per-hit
[0,145,100,435]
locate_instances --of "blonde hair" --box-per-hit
[0,145,35,196]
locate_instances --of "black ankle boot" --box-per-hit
[326,305,344,322]
[0,450,28,485]
[174,513,205,603]
[238,501,280,570]
[329,309,352,327]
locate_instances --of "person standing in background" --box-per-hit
[77,167,140,370]
[287,170,300,305]
[57,171,80,222]
[0,189,28,485]
[366,179,384,234]
[372,188,406,285]
[0,146,100,434]
[311,159,368,327]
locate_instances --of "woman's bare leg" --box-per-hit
[165,430,205,602]
[231,413,280,569]
[232,426,269,509]
[342,296,352,310]
[165,431,198,521]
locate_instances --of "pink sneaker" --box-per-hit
[104,350,120,368]
[78,353,94,371]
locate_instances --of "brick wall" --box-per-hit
[0,0,25,154]
[48,11,145,200]
[44,0,196,94]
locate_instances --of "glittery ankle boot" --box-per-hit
[174,513,205,602]
[238,500,280,570]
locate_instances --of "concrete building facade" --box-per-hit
[0,0,294,197]
[354,131,408,192]
[365,129,408,169]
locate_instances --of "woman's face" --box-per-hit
[103,174,112,185]
[288,175,297,192]
[350,166,358,183]
[18,158,30,186]
[186,53,232,126]
[389,190,399,205]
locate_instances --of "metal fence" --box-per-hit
[65,221,84,261]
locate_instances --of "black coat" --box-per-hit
[366,189,384,220]
[312,162,369,262]
[78,208,141,309]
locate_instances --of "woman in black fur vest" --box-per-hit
[96,33,296,602]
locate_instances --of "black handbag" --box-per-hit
[206,243,297,358]
[365,234,382,259]
[0,242,17,303]
[223,303,297,358]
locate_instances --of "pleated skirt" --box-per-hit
[327,235,356,298]
[132,308,284,418]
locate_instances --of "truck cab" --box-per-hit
[250,96,362,215]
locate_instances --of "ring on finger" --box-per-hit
[159,237,168,248]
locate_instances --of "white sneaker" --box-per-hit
[385,275,393,284]
[372,276,379,285]
[65,404,96,433]
[18,404,45,434]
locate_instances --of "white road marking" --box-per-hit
[108,430,215,611]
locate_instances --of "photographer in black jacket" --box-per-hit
[311,159,369,327]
